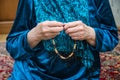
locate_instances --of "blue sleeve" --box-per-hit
[91,0,119,52]
[6,0,43,60]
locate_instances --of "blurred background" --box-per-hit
[109,0,120,27]
[0,0,120,80]
[0,0,120,40]
[0,0,18,35]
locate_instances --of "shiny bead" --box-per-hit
[52,39,76,59]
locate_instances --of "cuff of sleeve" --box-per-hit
[23,30,43,53]
[90,28,102,52]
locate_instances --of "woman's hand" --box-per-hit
[64,21,96,46]
[36,21,64,40]
[27,21,64,48]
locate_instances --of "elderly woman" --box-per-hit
[6,0,118,80]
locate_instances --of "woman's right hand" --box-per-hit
[27,21,64,48]
[37,21,64,40]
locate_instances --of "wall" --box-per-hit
[0,0,18,34]
[109,0,120,27]
[0,0,18,21]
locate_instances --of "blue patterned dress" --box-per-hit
[6,0,118,80]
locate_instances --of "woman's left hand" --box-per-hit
[64,21,96,46]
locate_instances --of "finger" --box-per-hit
[42,26,63,33]
[69,31,85,37]
[43,32,60,40]
[65,25,84,34]
[49,26,64,33]
[44,21,64,27]
[64,21,82,30]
